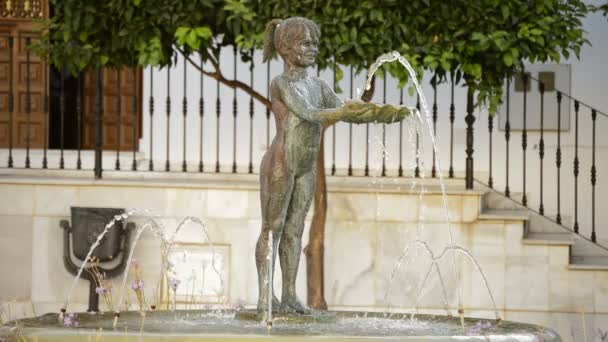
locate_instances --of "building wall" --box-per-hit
[0,172,607,341]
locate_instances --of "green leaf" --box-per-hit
[175,27,190,38]
[78,31,88,42]
[440,58,451,71]
[186,30,200,49]
[501,5,509,19]
[408,86,415,97]
[502,54,513,66]
[194,27,213,40]
[422,55,435,67]
[471,32,485,41]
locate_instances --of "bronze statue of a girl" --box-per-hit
[255,17,412,314]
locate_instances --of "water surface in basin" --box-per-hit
[1,310,560,341]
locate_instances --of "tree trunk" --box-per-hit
[304,133,328,310]
[304,75,376,310]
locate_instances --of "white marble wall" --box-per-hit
[0,176,607,341]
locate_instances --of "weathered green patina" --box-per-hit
[254,17,412,315]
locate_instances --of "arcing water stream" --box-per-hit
[61,209,226,329]
[362,51,499,325]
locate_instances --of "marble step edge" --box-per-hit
[522,232,574,246]
[0,168,485,195]
[477,208,529,221]
[568,255,608,270]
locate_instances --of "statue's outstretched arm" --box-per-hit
[319,80,413,125]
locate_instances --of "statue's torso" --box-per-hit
[272,75,325,174]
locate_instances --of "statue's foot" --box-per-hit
[256,295,281,314]
[279,298,312,315]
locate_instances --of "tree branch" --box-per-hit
[177,48,272,110]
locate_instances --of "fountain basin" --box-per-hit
[1,310,560,341]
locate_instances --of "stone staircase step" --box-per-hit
[526,212,572,235]
[569,255,608,270]
[477,187,608,271]
[571,236,608,257]
[478,209,529,221]
[482,191,524,211]
[522,233,574,246]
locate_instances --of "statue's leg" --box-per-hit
[279,169,315,314]
[255,159,294,313]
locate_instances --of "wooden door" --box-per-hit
[0,0,47,149]
[82,68,142,151]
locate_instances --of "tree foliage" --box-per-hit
[231,0,591,113]
[36,0,591,114]
[593,1,608,17]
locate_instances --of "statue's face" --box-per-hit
[288,29,318,68]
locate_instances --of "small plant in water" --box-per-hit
[62,313,79,328]
[466,320,492,336]
[129,261,146,311]
[167,273,181,311]
[86,257,116,312]
[169,275,181,292]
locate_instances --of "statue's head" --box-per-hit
[262,17,320,68]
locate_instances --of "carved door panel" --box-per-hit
[82,68,142,151]
[0,1,48,149]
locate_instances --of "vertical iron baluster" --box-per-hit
[165,66,171,171]
[364,70,369,177]
[415,96,420,178]
[464,84,475,189]
[331,60,337,176]
[232,46,238,173]
[573,100,580,233]
[431,76,438,178]
[199,60,204,172]
[7,36,13,167]
[266,61,270,149]
[114,69,121,170]
[348,66,353,176]
[182,57,188,172]
[398,87,404,177]
[215,69,221,173]
[59,65,66,169]
[381,75,387,177]
[148,68,154,171]
[538,82,545,215]
[505,78,511,197]
[94,67,103,179]
[556,92,562,223]
[449,74,455,178]
[248,49,254,174]
[365,122,370,176]
[591,109,597,242]
[43,65,49,169]
[76,74,82,169]
[488,92,494,188]
[521,73,528,206]
[25,37,31,168]
[131,69,137,171]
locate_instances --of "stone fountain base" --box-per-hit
[1,310,560,341]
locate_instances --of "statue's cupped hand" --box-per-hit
[343,100,412,124]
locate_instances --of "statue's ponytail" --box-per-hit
[262,19,282,63]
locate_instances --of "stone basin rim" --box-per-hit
[1,310,561,341]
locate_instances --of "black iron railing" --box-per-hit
[477,72,608,247]
[1,38,607,249]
